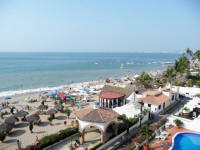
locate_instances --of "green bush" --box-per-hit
[23,127,78,149]
[89,143,102,150]
[0,131,6,142]
[174,119,183,127]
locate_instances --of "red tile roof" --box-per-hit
[138,93,170,106]
[74,107,119,123]
[99,92,124,99]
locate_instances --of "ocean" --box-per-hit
[0,52,180,97]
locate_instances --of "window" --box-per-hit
[158,105,161,110]
[148,104,151,107]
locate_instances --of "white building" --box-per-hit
[137,87,179,114]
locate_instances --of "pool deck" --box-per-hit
[149,126,198,150]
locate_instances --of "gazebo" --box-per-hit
[99,92,125,108]
[74,106,119,143]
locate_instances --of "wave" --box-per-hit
[0,85,66,98]
[0,80,100,98]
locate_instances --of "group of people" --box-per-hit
[1,101,9,108]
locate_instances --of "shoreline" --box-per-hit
[0,68,165,102]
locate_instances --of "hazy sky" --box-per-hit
[0,0,200,53]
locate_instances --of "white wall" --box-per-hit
[172,86,200,96]
[78,118,117,132]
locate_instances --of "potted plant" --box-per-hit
[0,131,6,143]
[141,124,152,150]
[174,119,183,128]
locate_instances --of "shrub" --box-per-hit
[0,131,6,142]
[23,127,78,150]
[174,119,183,127]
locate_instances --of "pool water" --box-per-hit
[172,132,200,150]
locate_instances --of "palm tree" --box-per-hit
[64,108,71,119]
[141,124,152,149]
[185,48,193,57]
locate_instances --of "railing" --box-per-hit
[96,114,149,150]
[43,133,80,150]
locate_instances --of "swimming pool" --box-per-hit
[171,132,200,150]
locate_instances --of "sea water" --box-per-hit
[0,52,180,97]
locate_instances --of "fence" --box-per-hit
[96,114,149,150]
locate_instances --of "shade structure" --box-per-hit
[38,104,48,110]
[48,93,56,97]
[54,104,64,112]
[5,115,19,125]
[42,91,48,95]
[114,78,121,82]
[46,109,57,115]
[0,122,14,133]
[5,96,11,100]
[14,110,29,118]
[26,114,40,123]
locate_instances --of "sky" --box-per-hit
[0,0,200,53]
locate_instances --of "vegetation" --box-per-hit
[59,99,63,105]
[0,112,3,119]
[136,72,152,88]
[118,114,138,134]
[195,93,200,98]
[0,131,6,142]
[140,124,152,145]
[23,127,78,150]
[64,108,71,119]
[48,116,54,125]
[182,107,190,113]
[71,101,75,107]
[174,119,183,127]
[29,123,33,133]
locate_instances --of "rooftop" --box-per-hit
[138,93,170,106]
[99,92,124,99]
[74,107,119,123]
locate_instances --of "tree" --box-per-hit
[48,116,54,125]
[71,101,75,107]
[118,114,138,134]
[174,56,189,73]
[0,131,6,142]
[136,72,152,88]
[164,66,176,83]
[185,48,193,57]
[194,50,200,60]
[59,100,63,105]
[29,123,33,133]
[140,124,152,147]
[64,108,71,119]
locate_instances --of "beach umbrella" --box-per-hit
[54,104,64,112]
[48,93,56,97]
[5,96,11,100]
[5,115,19,125]
[26,114,40,123]
[46,109,57,116]
[38,104,48,110]
[114,78,121,82]
[0,122,14,134]
[42,91,48,95]
[14,110,29,118]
